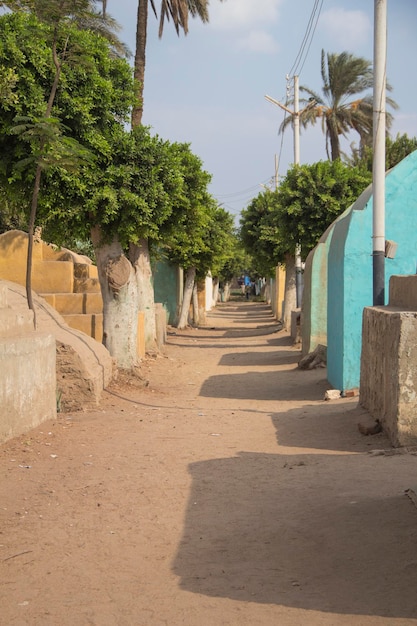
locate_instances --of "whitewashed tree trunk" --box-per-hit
[92,227,140,369]
[177,267,196,329]
[212,277,219,304]
[283,253,297,331]
[192,283,199,325]
[130,238,156,350]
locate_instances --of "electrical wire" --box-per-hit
[274,0,324,175]
[295,0,324,77]
[214,177,275,200]
[225,3,325,205]
[287,0,324,80]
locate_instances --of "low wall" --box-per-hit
[2,280,114,413]
[360,275,417,447]
[0,281,57,444]
[0,334,56,443]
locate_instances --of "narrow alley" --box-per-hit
[1,301,417,626]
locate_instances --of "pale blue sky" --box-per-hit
[111,0,417,220]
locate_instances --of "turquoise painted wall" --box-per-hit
[302,220,336,355]
[327,151,417,391]
[153,259,181,325]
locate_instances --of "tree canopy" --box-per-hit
[349,133,417,173]
[240,160,372,271]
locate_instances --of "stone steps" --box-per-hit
[0,231,148,356]
[0,230,105,341]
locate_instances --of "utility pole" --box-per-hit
[293,75,300,165]
[265,76,314,308]
[274,154,279,190]
[373,0,387,305]
[265,75,309,166]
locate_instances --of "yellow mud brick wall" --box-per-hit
[0,230,145,357]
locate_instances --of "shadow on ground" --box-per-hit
[172,449,417,618]
[271,402,391,454]
[199,366,328,403]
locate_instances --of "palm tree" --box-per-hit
[280,50,397,161]
[132,0,219,127]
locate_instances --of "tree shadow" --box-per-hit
[199,367,328,402]
[172,450,417,618]
[271,401,391,454]
[219,351,300,368]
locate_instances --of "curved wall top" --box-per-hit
[326,151,417,391]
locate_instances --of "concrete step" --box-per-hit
[41,292,103,315]
[0,307,34,338]
[32,260,74,294]
[62,313,103,342]
[74,276,101,294]
[73,263,100,293]
[74,262,98,280]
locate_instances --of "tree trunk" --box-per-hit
[25,39,63,327]
[130,237,156,350]
[328,118,340,161]
[212,277,219,304]
[132,0,148,127]
[92,226,140,369]
[192,283,199,325]
[282,252,297,331]
[177,267,195,329]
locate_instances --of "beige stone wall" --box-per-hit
[2,279,114,415]
[360,275,417,447]
[0,283,56,444]
[0,231,148,354]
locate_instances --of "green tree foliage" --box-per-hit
[240,191,279,277]
[0,4,129,321]
[349,133,417,173]
[219,241,254,286]
[0,9,135,240]
[0,0,126,55]
[270,161,371,258]
[0,10,134,226]
[0,12,133,179]
[159,143,235,327]
[206,207,236,282]
[162,143,235,281]
[42,125,184,250]
[240,160,372,270]
[0,67,19,109]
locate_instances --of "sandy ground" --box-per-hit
[1,300,417,626]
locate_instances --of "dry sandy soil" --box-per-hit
[1,300,417,626]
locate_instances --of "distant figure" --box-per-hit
[238,276,245,294]
[244,275,251,300]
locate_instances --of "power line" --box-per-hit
[214,177,274,200]
[274,0,324,176]
[296,0,324,77]
[287,0,324,80]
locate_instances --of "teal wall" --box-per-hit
[302,220,336,355]
[153,259,181,325]
[326,151,417,391]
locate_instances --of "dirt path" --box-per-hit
[1,300,417,626]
